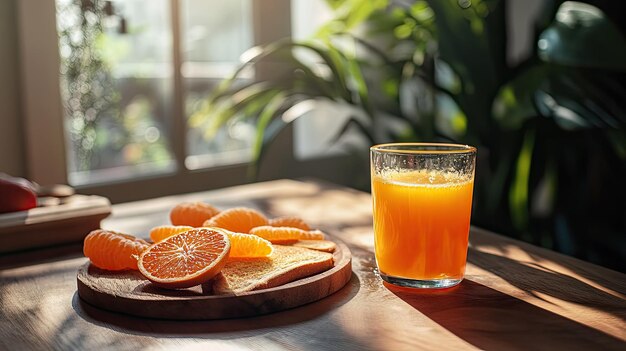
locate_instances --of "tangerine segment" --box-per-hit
[249,226,325,243]
[299,229,325,240]
[268,216,311,231]
[150,225,193,242]
[138,228,230,289]
[170,202,220,227]
[83,229,149,271]
[203,207,269,233]
[222,230,274,258]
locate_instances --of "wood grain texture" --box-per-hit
[0,179,625,351]
[0,195,111,253]
[76,239,352,320]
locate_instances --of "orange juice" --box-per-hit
[372,170,474,281]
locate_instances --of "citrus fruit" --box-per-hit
[138,228,231,289]
[150,225,193,242]
[249,226,325,243]
[83,229,149,271]
[299,229,325,240]
[170,202,220,227]
[268,216,311,231]
[150,225,273,259]
[203,207,269,233]
[223,230,274,258]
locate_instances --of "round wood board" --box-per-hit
[76,237,352,320]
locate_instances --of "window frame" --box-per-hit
[17,0,302,203]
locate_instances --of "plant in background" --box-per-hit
[193,0,626,271]
[57,0,172,177]
[57,0,121,172]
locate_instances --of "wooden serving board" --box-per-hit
[77,237,352,320]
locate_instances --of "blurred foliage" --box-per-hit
[195,0,626,271]
[57,0,120,171]
[57,0,172,175]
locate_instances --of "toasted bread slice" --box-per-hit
[213,245,333,294]
[292,240,337,253]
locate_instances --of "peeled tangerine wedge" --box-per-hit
[170,202,220,227]
[225,230,274,259]
[268,216,311,231]
[83,229,149,271]
[138,228,231,289]
[249,226,325,243]
[203,207,269,233]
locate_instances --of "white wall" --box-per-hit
[0,0,25,177]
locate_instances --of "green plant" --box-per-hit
[57,0,120,171]
[57,0,172,175]
[193,0,626,271]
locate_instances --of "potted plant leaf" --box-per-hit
[192,0,626,271]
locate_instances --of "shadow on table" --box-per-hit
[385,279,625,351]
[0,243,84,270]
[72,272,361,336]
[468,248,626,323]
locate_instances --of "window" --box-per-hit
[290,0,350,160]
[19,0,352,202]
[56,0,177,185]
[55,0,259,185]
[182,0,255,170]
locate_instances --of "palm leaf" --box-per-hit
[509,129,535,231]
[249,92,288,177]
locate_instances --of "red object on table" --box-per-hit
[0,173,37,214]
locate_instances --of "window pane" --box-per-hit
[290,0,348,160]
[181,0,255,170]
[56,0,175,185]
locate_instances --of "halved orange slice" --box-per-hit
[149,225,273,259]
[138,228,230,289]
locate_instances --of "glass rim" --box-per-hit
[370,142,476,155]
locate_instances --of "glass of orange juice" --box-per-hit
[371,143,476,289]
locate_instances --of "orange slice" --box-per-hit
[150,225,193,242]
[268,216,311,231]
[170,202,220,227]
[203,207,269,233]
[150,225,272,258]
[138,228,230,289]
[299,229,326,240]
[249,226,325,243]
[83,229,149,271]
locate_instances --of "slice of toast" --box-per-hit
[292,240,337,253]
[213,245,334,294]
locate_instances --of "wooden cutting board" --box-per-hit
[0,195,111,253]
[77,237,352,320]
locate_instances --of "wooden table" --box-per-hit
[1,179,625,350]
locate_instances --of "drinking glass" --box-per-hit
[370,143,476,289]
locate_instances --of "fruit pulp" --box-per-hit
[372,170,474,281]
